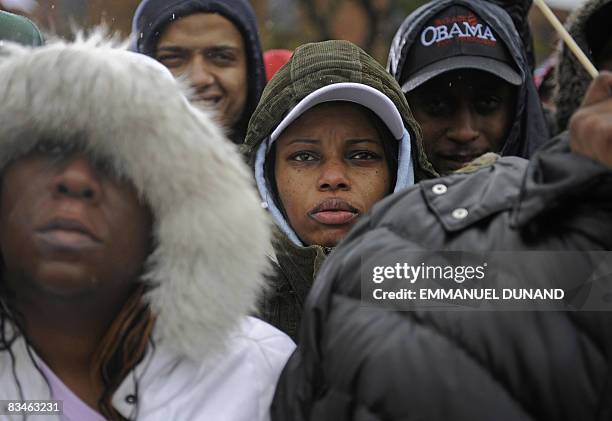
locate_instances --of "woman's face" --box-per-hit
[0,147,152,301]
[274,102,392,248]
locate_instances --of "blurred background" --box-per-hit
[0,0,587,65]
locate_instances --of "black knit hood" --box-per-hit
[387,0,549,161]
[131,0,266,144]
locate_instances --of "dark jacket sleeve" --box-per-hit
[272,224,610,420]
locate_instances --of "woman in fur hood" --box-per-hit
[0,35,294,420]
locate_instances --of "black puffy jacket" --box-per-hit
[272,136,612,421]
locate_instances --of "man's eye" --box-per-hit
[289,152,317,162]
[349,151,380,160]
[475,96,502,114]
[157,55,184,68]
[423,98,452,116]
[207,51,236,65]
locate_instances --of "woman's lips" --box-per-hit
[308,199,359,226]
[36,230,101,251]
[310,210,358,225]
[36,218,101,252]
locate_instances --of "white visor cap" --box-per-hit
[269,82,405,143]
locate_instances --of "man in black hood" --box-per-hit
[388,0,549,175]
[131,0,266,144]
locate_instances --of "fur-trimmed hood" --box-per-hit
[0,34,271,363]
[553,0,612,133]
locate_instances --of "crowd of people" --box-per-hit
[0,0,611,419]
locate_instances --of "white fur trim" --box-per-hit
[0,34,271,362]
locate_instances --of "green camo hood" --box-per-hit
[243,40,435,179]
[242,40,435,246]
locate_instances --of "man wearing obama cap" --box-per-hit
[388,0,548,175]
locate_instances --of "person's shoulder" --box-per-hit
[231,317,296,369]
[135,318,294,419]
[370,154,528,233]
[151,317,294,374]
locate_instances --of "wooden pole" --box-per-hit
[533,0,599,79]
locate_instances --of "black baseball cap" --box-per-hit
[400,5,522,93]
